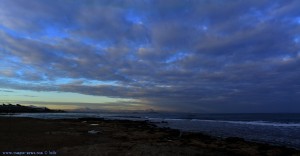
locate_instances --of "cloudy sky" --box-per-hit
[0,0,299,113]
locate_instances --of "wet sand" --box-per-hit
[0,117,299,156]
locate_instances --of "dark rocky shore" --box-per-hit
[0,117,299,156]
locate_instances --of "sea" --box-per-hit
[1,112,300,149]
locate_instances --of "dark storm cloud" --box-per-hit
[0,0,300,112]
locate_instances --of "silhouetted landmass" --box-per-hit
[0,104,65,113]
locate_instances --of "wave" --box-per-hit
[3,113,300,127]
[189,119,300,127]
[142,117,300,127]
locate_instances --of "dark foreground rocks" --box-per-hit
[0,117,299,156]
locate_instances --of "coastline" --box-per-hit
[0,117,299,156]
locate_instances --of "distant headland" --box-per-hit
[0,103,65,113]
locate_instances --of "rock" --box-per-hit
[88,130,101,134]
[89,124,99,126]
[225,137,245,142]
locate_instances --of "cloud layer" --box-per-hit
[0,0,300,112]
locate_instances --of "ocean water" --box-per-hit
[1,112,300,149]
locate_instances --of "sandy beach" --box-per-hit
[0,117,299,156]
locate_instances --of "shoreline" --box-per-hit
[0,117,299,156]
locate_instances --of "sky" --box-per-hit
[0,0,299,113]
